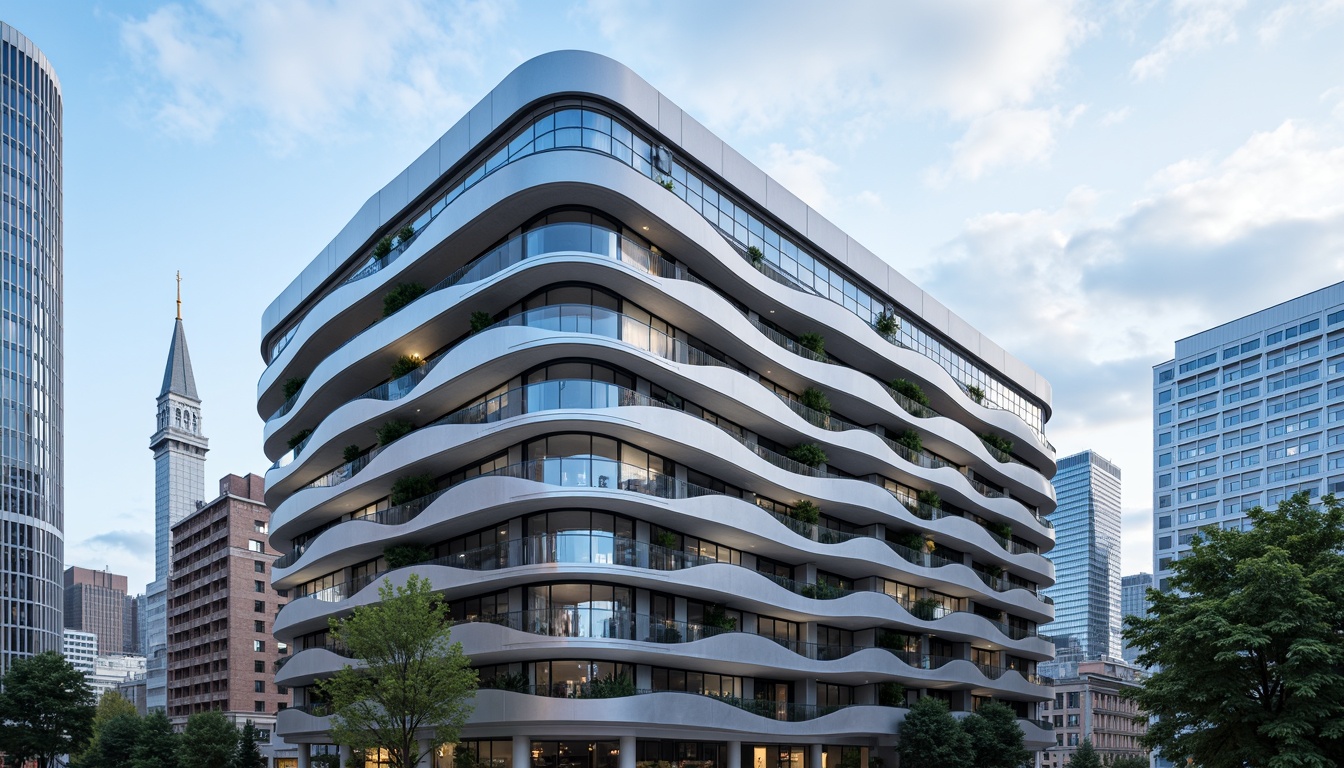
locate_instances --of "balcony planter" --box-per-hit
[382,282,427,317]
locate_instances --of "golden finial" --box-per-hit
[176,271,182,320]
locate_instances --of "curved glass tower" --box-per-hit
[0,21,63,675]
[261,52,1058,766]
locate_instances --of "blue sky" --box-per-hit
[5,0,1343,592]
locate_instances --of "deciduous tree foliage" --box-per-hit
[232,722,266,768]
[76,690,140,767]
[0,650,96,768]
[1124,492,1344,767]
[80,713,143,768]
[132,710,181,768]
[317,574,478,768]
[961,701,1031,768]
[178,711,237,768]
[897,696,973,768]
[1065,738,1100,768]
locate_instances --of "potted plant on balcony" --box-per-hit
[382,282,426,317]
[383,543,431,568]
[966,384,986,404]
[798,332,825,356]
[800,386,832,417]
[874,311,899,339]
[376,419,414,446]
[702,604,737,631]
[343,444,363,464]
[912,597,940,621]
[389,473,435,506]
[373,236,393,260]
[282,376,307,401]
[469,310,493,334]
[890,378,930,407]
[395,225,416,245]
[897,429,922,455]
[786,442,828,469]
[287,429,312,453]
[389,354,424,379]
[791,499,821,525]
[747,245,765,266]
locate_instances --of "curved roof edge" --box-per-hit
[260,50,1051,414]
[0,22,62,93]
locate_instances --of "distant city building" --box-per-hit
[64,566,129,655]
[87,654,147,701]
[62,629,97,675]
[1043,451,1122,664]
[146,282,210,712]
[1120,573,1153,664]
[1039,660,1148,767]
[167,472,288,741]
[1153,283,1344,591]
[124,593,142,654]
[117,677,148,716]
[0,21,64,678]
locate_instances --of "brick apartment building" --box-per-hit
[168,473,289,737]
[64,566,129,655]
[1040,660,1148,766]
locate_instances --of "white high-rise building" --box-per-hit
[261,51,1060,766]
[145,288,209,711]
[62,629,97,675]
[1152,283,1344,592]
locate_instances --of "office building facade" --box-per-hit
[1119,573,1152,665]
[0,21,63,676]
[1042,451,1121,663]
[168,473,288,738]
[1153,283,1344,591]
[63,628,96,674]
[64,566,129,655]
[261,51,1059,765]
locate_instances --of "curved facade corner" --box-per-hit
[261,52,1058,766]
[0,21,63,675]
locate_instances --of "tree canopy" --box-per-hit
[178,711,237,768]
[0,650,96,768]
[317,574,478,768]
[132,710,181,768]
[233,721,266,768]
[79,713,143,768]
[1065,738,1100,768]
[961,701,1031,768]
[897,696,973,768]
[1124,492,1344,767]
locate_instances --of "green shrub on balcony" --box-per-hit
[388,474,435,506]
[917,489,942,509]
[653,530,678,549]
[800,387,831,415]
[786,443,828,468]
[791,500,821,525]
[480,671,529,693]
[747,246,764,266]
[389,354,425,380]
[282,376,307,401]
[897,429,922,455]
[801,581,844,600]
[469,310,493,334]
[874,311,900,338]
[980,433,1015,457]
[376,419,414,446]
[395,225,415,245]
[890,378,930,406]
[876,630,918,651]
[373,236,394,259]
[984,564,1003,579]
[382,282,427,317]
[342,444,363,464]
[582,672,635,699]
[912,597,940,621]
[702,604,737,631]
[966,384,986,404]
[878,681,906,707]
[287,429,312,452]
[382,543,431,569]
[987,521,1012,541]
[797,332,825,356]
[894,531,925,553]
[658,177,676,192]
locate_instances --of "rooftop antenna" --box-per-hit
[176,271,182,320]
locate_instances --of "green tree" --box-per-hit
[0,650,96,768]
[1066,739,1101,768]
[897,696,972,768]
[1124,492,1344,767]
[177,711,238,768]
[1107,757,1149,768]
[77,690,140,767]
[232,722,266,768]
[317,573,478,768]
[133,710,181,768]
[80,713,143,768]
[961,701,1030,768]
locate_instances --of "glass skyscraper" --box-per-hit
[0,21,63,676]
[1120,573,1152,664]
[1043,451,1121,663]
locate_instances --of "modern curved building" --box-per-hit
[261,51,1058,767]
[0,21,63,676]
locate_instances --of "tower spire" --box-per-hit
[176,271,182,320]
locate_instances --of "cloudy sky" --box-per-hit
[6,0,1343,592]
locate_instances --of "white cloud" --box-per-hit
[1131,0,1246,81]
[120,0,507,147]
[761,143,839,212]
[927,107,1067,185]
[915,117,1344,568]
[1259,0,1344,42]
[1099,106,1132,126]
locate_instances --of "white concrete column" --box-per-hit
[297,744,311,768]
[513,734,532,768]
[810,744,823,768]
[418,738,434,768]
[619,735,636,768]
[339,745,352,768]
[727,742,742,768]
